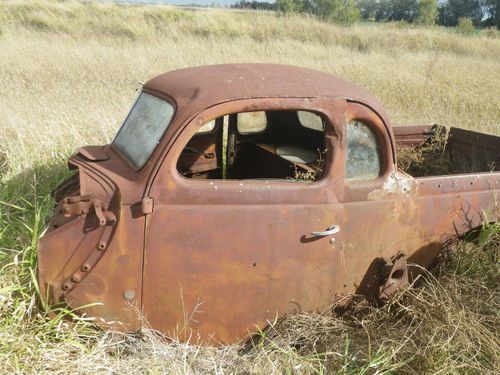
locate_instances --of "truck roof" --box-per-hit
[144,64,389,124]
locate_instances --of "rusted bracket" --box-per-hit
[61,198,117,293]
[379,253,409,301]
[141,197,154,215]
[62,195,109,226]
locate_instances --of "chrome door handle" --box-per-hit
[311,225,340,237]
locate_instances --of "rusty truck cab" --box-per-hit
[39,64,491,344]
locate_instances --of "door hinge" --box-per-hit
[62,195,115,226]
[141,197,154,215]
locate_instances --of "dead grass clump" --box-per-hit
[291,148,328,181]
[485,27,498,39]
[0,150,7,180]
[397,126,453,176]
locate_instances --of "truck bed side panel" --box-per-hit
[394,125,500,176]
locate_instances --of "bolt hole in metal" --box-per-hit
[391,269,405,280]
[123,289,136,300]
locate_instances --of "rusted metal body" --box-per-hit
[38,64,500,344]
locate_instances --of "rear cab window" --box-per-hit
[237,111,267,134]
[345,120,382,180]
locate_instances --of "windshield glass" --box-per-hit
[113,92,174,168]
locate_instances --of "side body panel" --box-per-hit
[342,105,500,297]
[142,98,347,343]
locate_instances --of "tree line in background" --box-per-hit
[231,0,499,29]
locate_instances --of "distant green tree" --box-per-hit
[356,0,382,20]
[388,0,419,22]
[438,0,483,26]
[483,0,499,29]
[300,0,315,13]
[276,0,297,13]
[364,0,419,22]
[276,0,313,13]
[374,0,392,21]
[232,1,277,10]
[277,0,360,24]
[416,0,438,25]
[496,0,499,29]
[311,0,361,24]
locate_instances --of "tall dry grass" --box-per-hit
[0,1,499,373]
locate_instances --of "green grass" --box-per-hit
[0,1,499,373]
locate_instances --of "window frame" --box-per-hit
[343,101,395,191]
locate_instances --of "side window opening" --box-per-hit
[176,117,224,179]
[176,110,328,182]
[346,120,382,180]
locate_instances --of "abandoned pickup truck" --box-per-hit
[38,64,500,344]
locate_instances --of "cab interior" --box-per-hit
[176,110,327,181]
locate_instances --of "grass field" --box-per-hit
[0,0,499,373]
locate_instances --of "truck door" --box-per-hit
[141,98,346,344]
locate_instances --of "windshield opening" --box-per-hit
[113,92,174,168]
